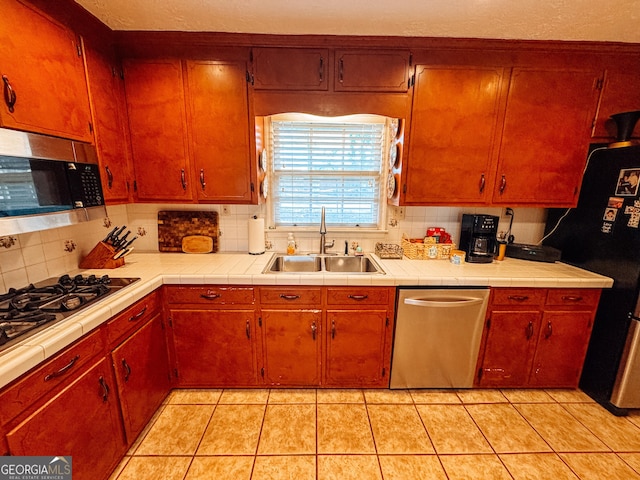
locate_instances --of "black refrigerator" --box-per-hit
[544,143,640,415]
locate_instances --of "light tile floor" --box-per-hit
[109,388,640,480]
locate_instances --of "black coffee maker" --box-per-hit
[459,214,499,263]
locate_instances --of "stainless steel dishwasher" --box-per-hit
[390,288,490,389]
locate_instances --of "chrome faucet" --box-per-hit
[319,206,335,254]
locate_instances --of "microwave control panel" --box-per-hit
[67,162,104,208]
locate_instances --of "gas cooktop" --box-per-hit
[0,274,139,353]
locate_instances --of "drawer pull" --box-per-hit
[348,294,368,301]
[246,320,251,339]
[129,306,147,321]
[507,295,529,302]
[2,75,16,113]
[122,358,132,382]
[105,165,114,189]
[479,173,485,193]
[99,376,110,402]
[311,321,317,340]
[331,320,336,339]
[280,294,300,300]
[545,321,553,339]
[561,295,583,302]
[44,355,80,381]
[200,293,221,300]
[499,174,507,194]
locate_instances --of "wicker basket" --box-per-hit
[401,234,455,260]
[375,242,404,259]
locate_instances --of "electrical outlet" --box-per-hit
[221,205,231,216]
[396,206,405,220]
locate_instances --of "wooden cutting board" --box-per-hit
[182,235,213,254]
[158,211,219,253]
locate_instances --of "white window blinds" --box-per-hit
[270,119,384,227]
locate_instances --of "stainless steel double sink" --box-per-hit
[263,254,385,274]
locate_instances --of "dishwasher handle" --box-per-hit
[404,296,485,308]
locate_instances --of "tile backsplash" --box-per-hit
[0,204,547,292]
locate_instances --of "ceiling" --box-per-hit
[74,0,640,43]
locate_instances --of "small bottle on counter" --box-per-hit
[286,233,296,255]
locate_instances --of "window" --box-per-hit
[268,114,390,229]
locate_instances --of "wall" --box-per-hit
[0,204,546,292]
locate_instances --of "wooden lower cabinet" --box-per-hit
[170,308,258,386]
[476,288,599,388]
[6,357,126,480]
[261,309,322,385]
[111,313,172,442]
[325,309,389,386]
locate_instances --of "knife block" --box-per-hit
[79,242,125,269]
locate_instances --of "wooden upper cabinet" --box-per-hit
[493,67,601,206]
[185,60,256,203]
[123,58,194,202]
[334,49,411,92]
[403,65,505,205]
[84,44,132,204]
[0,0,92,141]
[252,47,329,91]
[592,69,640,140]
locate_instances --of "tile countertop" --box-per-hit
[0,252,613,389]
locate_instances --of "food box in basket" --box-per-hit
[401,234,455,260]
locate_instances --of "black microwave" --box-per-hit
[0,128,106,235]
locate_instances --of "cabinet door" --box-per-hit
[123,58,193,202]
[592,69,640,139]
[334,50,410,92]
[478,311,541,387]
[84,44,132,204]
[261,309,321,385]
[7,358,125,480]
[112,314,172,443]
[493,67,601,206]
[0,0,92,141]
[252,48,329,91]
[529,311,594,387]
[404,65,504,204]
[170,309,257,386]
[325,310,388,386]
[186,60,255,203]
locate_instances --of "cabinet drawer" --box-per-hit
[260,287,322,305]
[165,286,255,305]
[326,287,390,305]
[546,289,601,308]
[491,288,547,307]
[0,328,106,427]
[107,289,161,347]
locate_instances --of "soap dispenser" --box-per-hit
[286,233,296,255]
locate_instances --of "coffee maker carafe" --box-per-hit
[459,214,499,263]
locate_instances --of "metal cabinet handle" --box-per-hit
[561,295,583,302]
[499,174,507,194]
[348,294,368,301]
[545,321,553,339]
[128,306,147,322]
[507,295,529,302]
[180,169,187,190]
[338,58,344,83]
[526,321,534,340]
[99,376,110,402]
[319,56,324,81]
[2,75,16,112]
[200,169,206,191]
[105,166,114,189]
[311,322,317,340]
[122,358,132,382]
[44,355,80,381]
[331,320,336,339]
[200,293,221,300]
[479,174,485,193]
[280,294,300,300]
[246,320,251,339]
